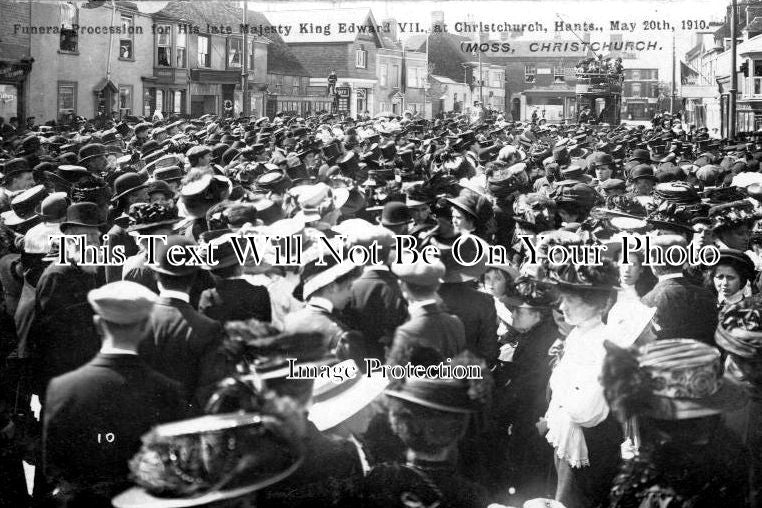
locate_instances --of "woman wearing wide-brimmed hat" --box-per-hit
[494,276,560,501]
[602,338,750,508]
[541,258,623,508]
[716,299,762,506]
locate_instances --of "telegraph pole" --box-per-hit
[670,30,676,115]
[479,51,484,105]
[242,0,250,116]
[729,0,738,141]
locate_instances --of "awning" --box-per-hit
[93,78,118,93]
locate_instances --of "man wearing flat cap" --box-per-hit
[387,259,465,366]
[640,234,718,345]
[43,281,185,507]
[127,123,151,151]
[340,222,409,360]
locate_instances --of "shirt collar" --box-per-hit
[408,299,438,312]
[658,272,684,281]
[100,346,138,356]
[364,265,390,273]
[159,289,190,303]
[720,290,744,305]
[308,296,334,313]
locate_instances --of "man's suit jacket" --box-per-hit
[104,225,138,283]
[28,263,101,395]
[123,255,215,309]
[439,282,499,364]
[43,353,185,493]
[343,269,408,359]
[387,302,466,366]
[198,278,271,323]
[139,297,228,411]
[641,276,718,345]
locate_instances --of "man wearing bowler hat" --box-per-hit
[0,158,36,212]
[78,143,109,175]
[640,234,718,345]
[104,173,150,282]
[26,202,105,399]
[139,236,229,412]
[42,281,185,507]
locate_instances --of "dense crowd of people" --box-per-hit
[0,107,760,508]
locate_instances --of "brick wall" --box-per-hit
[0,1,32,60]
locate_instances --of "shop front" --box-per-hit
[145,67,190,118]
[0,60,32,123]
[189,69,240,118]
[521,89,576,122]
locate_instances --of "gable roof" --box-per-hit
[154,1,308,76]
[263,8,382,46]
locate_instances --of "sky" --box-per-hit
[247,0,730,83]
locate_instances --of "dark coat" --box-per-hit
[438,282,499,364]
[386,302,465,366]
[43,353,185,504]
[610,421,749,508]
[284,302,365,367]
[257,420,363,508]
[198,278,271,323]
[122,253,215,309]
[641,276,718,345]
[104,224,138,284]
[139,297,228,412]
[343,268,408,360]
[0,253,22,319]
[27,263,102,395]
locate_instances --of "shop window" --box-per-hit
[156,90,164,114]
[174,90,184,114]
[120,14,134,59]
[119,85,132,115]
[59,3,78,52]
[157,25,172,66]
[57,81,77,123]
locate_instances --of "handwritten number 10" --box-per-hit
[97,433,115,443]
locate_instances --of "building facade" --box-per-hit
[376,47,428,116]
[153,2,269,118]
[496,39,588,122]
[265,8,382,118]
[622,66,659,120]
[0,0,33,123]
[27,1,154,124]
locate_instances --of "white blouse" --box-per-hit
[545,317,610,468]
